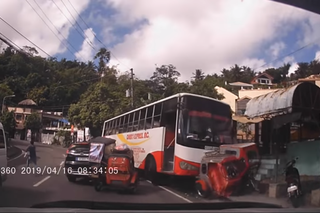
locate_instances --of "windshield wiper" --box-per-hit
[31,201,282,210]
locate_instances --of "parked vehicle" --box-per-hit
[0,122,8,186]
[195,143,260,198]
[64,142,90,182]
[89,137,139,193]
[284,157,302,208]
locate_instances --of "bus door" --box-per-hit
[161,99,178,172]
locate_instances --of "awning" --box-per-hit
[245,82,320,119]
[232,115,264,124]
[59,118,69,124]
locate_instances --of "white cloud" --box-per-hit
[0,0,90,57]
[288,63,299,75]
[269,42,286,58]
[315,51,320,61]
[75,28,96,62]
[103,0,319,81]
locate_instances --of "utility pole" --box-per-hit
[2,95,15,114]
[130,68,134,108]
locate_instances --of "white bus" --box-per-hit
[0,122,8,186]
[102,93,235,180]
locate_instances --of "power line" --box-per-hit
[253,37,320,72]
[40,99,121,110]
[66,0,130,69]
[0,32,24,53]
[25,0,81,61]
[60,0,95,49]
[50,0,96,51]
[0,16,52,58]
[31,0,88,61]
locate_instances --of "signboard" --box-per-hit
[89,143,104,163]
[77,129,84,142]
[26,129,31,142]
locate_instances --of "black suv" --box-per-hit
[64,142,90,182]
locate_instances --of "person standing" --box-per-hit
[26,139,37,167]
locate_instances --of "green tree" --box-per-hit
[0,83,14,106]
[150,64,181,98]
[221,64,255,84]
[68,82,120,137]
[190,75,224,100]
[0,111,16,138]
[94,47,111,76]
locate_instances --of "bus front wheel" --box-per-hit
[145,155,158,185]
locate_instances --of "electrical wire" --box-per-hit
[0,32,24,53]
[0,16,52,58]
[253,37,320,72]
[30,0,87,61]
[60,0,95,49]
[66,0,130,69]
[50,0,96,51]
[25,0,80,61]
[40,99,121,110]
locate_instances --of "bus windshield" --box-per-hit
[186,111,233,143]
[179,95,235,147]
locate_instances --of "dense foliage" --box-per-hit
[1,46,320,136]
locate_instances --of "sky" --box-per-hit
[1,0,320,82]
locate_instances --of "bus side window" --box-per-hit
[118,117,123,133]
[127,113,133,131]
[0,129,5,149]
[139,109,147,130]
[114,118,119,134]
[146,106,154,129]
[123,115,128,132]
[110,120,115,135]
[133,111,139,131]
[103,122,109,136]
[153,103,163,128]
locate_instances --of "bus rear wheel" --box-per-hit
[145,155,158,185]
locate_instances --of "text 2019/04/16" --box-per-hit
[0,166,120,176]
[1,166,69,175]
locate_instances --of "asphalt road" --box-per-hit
[0,140,197,208]
[0,140,294,208]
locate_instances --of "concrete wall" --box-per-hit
[41,133,55,144]
[215,86,238,113]
[286,140,320,176]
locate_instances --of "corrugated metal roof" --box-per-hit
[244,83,301,118]
[18,99,37,106]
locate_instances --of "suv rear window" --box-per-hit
[69,144,90,152]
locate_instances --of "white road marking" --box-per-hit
[33,176,51,187]
[60,161,64,166]
[8,149,25,162]
[146,180,193,203]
